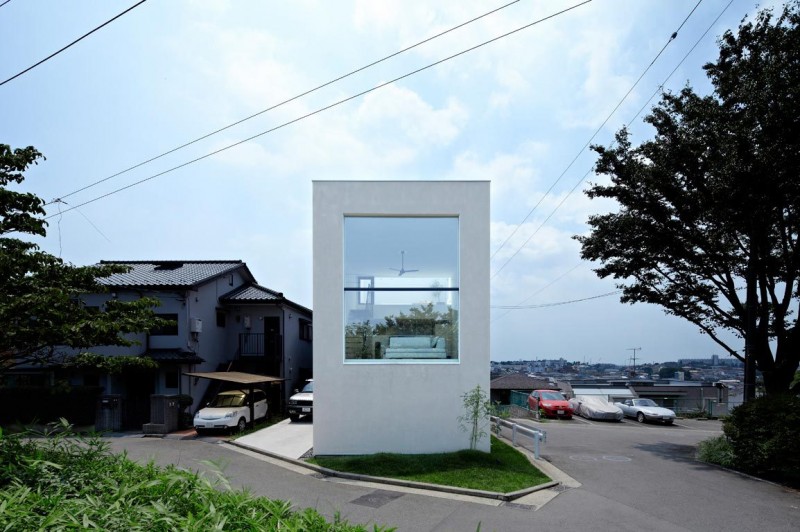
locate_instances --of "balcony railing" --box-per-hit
[239,333,264,356]
[238,333,282,357]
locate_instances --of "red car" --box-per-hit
[528,389,573,419]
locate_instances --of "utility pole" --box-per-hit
[627,347,641,377]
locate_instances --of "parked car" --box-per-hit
[194,389,268,433]
[288,379,313,422]
[528,389,573,419]
[569,396,623,421]
[614,398,675,424]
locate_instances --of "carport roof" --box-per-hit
[183,371,284,385]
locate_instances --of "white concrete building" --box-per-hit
[313,181,490,454]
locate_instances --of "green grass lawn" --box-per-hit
[309,436,550,493]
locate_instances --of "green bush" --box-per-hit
[0,420,394,531]
[723,395,800,486]
[696,435,735,468]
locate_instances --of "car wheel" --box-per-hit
[637,412,645,423]
[664,419,674,425]
[237,417,247,432]
[289,414,299,422]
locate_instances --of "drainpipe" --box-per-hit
[281,303,286,415]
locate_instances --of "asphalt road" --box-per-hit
[106,417,800,532]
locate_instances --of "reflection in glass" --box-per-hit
[344,216,459,361]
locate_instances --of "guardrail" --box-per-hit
[491,416,547,459]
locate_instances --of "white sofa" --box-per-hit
[384,336,447,359]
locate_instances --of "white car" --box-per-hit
[288,380,313,422]
[194,389,268,433]
[569,396,624,421]
[614,398,675,425]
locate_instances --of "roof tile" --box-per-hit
[98,261,244,288]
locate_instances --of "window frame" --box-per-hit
[342,215,460,365]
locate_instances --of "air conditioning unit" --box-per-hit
[190,318,203,333]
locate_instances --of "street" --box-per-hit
[107,418,800,531]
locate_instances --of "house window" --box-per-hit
[343,216,459,362]
[299,318,313,341]
[150,313,179,336]
[216,309,226,328]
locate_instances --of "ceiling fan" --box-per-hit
[389,250,419,276]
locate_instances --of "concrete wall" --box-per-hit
[313,181,490,455]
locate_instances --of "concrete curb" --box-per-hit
[226,439,560,502]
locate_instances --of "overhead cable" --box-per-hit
[46,0,526,206]
[489,0,703,268]
[45,0,592,219]
[0,0,148,87]
[492,290,623,309]
[491,0,732,281]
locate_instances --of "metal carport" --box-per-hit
[184,371,283,428]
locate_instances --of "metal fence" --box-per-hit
[510,390,531,410]
[491,416,546,459]
[665,397,742,417]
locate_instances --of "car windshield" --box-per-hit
[210,394,245,407]
[540,391,564,400]
[634,399,657,407]
[301,381,314,393]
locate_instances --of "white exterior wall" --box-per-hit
[313,181,490,455]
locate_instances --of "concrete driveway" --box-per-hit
[234,418,313,459]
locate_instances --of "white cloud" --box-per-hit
[355,85,467,147]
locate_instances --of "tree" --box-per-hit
[1,144,165,375]
[576,3,800,397]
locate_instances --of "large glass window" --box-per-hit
[344,216,459,362]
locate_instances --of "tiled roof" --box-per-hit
[220,283,283,302]
[490,374,559,391]
[97,261,247,288]
[220,283,312,315]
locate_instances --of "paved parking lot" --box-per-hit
[508,416,799,531]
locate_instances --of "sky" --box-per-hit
[1,0,781,366]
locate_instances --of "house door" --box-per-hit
[264,317,282,377]
[121,367,155,429]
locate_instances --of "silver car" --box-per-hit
[615,398,675,425]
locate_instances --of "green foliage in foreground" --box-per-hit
[0,420,393,531]
[697,395,800,487]
[310,436,550,493]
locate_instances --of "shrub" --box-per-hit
[723,395,800,486]
[0,420,395,531]
[696,435,735,469]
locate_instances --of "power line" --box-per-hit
[46,0,526,206]
[45,0,593,219]
[489,0,703,271]
[489,1,736,323]
[491,0,733,282]
[0,0,13,9]
[492,0,733,279]
[1,0,147,87]
[492,290,623,309]
[490,261,585,323]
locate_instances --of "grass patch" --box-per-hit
[309,436,550,493]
